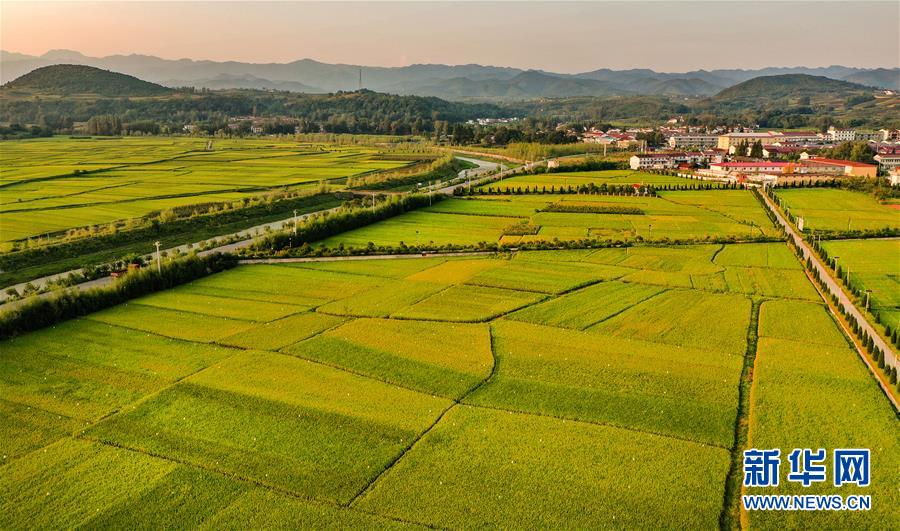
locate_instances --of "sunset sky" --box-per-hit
[3,1,898,72]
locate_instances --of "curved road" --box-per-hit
[1,155,529,308]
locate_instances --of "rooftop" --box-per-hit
[806,157,877,168]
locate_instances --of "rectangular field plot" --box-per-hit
[0,399,83,463]
[467,320,741,446]
[316,280,449,318]
[0,319,233,420]
[318,210,516,248]
[86,351,450,503]
[284,318,492,397]
[392,284,544,322]
[218,312,347,351]
[131,287,306,322]
[713,242,801,269]
[479,170,693,191]
[509,281,666,330]
[774,188,900,232]
[355,406,731,529]
[291,256,448,278]
[87,304,256,343]
[589,289,752,356]
[194,264,385,307]
[0,438,402,529]
[465,259,626,294]
[821,238,900,317]
[748,299,899,529]
[0,137,411,242]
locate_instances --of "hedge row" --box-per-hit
[0,253,237,339]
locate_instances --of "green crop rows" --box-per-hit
[0,136,411,243]
[3,239,896,528]
[318,190,779,249]
[774,188,900,232]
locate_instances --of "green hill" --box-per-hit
[714,74,868,101]
[1,64,171,97]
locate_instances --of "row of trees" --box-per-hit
[0,253,237,339]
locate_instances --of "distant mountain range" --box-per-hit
[2,49,898,100]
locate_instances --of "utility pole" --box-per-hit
[865,290,872,311]
[648,224,653,240]
[293,209,298,236]
[154,241,161,273]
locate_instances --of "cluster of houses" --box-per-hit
[623,125,900,185]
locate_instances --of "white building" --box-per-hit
[874,153,900,171]
[629,152,704,170]
[668,134,719,149]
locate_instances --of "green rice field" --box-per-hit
[821,238,900,328]
[774,188,900,232]
[480,169,698,191]
[3,242,895,528]
[319,190,778,249]
[0,136,412,242]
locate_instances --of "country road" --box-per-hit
[759,190,898,373]
[1,155,525,309]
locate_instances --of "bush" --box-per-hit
[0,253,237,339]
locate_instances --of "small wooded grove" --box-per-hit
[249,194,439,252]
[0,253,237,339]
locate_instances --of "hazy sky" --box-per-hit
[3,1,898,72]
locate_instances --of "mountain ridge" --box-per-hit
[2,50,896,100]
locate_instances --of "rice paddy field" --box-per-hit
[0,136,413,242]
[480,169,699,191]
[3,242,896,528]
[318,189,778,249]
[773,188,900,232]
[820,238,900,328]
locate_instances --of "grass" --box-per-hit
[774,188,900,232]
[479,169,696,191]
[0,137,412,243]
[316,190,777,249]
[747,299,900,528]
[354,405,732,529]
[284,318,492,398]
[821,238,900,320]
[2,245,897,527]
[0,318,233,420]
[589,289,752,356]
[0,438,411,529]
[509,280,665,329]
[391,284,544,322]
[85,350,451,504]
[468,320,742,446]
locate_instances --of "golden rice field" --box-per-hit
[2,243,896,528]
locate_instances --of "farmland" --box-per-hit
[481,169,696,191]
[0,136,414,244]
[318,189,778,249]
[3,240,896,528]
[820,238,900,327]
[773,188,900,232]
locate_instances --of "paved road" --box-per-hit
[760,190,898,373]
[239,250,501,265]
[1,155,521,306]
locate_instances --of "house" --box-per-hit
[827,127,856,142]
[629,152,704,170]
[668,134,719,149]
[701,149,727,164]
[717,132,782,152]
[801,157,878,178]
[875,152,900,172]
[776,131,822,144]
[879,129,900,142]
[707,162,792,177]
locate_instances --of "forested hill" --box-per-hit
[713,74,869,102]
[0,84,510,135]
[1,64,172,97]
